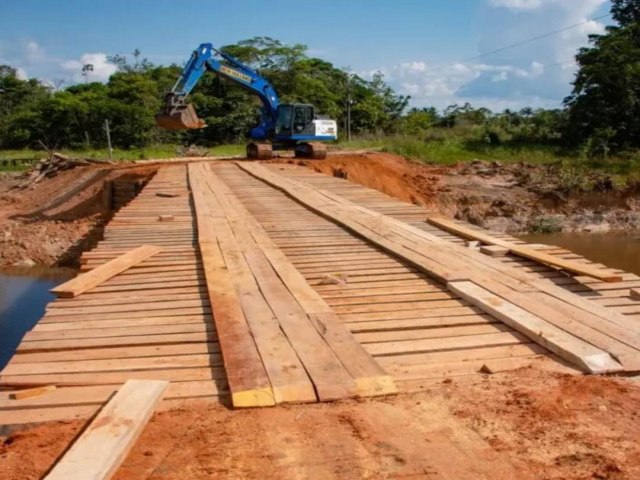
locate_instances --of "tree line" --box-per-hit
[0,0,637,157]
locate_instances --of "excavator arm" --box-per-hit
[156,43,280,140]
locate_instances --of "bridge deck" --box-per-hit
[1,160,639,424]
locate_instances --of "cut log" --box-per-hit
[44,379,168,480]
[51,245,163,298]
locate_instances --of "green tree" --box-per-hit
[564,0,640,153]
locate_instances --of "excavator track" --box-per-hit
[247,143,273,160]
[295,142,327,160]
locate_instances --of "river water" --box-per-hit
[0,268,74,370]
[519,232,640,277]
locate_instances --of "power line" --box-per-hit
[461,13,611,63]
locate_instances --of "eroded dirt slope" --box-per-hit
[0,164,156,268]
[289,153,640,233]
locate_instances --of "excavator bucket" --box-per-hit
[155,103,206,130]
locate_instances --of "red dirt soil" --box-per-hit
[2,368,639,479]
[287,152,446,207]
[284,152,640,233]
[0,164,157,268]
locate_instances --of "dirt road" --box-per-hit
[2,368,639,479]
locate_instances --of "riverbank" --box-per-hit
[0,163,158,268]
[295,152,640,234]
[1,151,639,269]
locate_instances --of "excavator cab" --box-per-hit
[275,104,315,137]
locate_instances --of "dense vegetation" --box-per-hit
[0,0,638,170]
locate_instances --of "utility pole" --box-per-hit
[347,87,352,143]
[346,74,353,142]
[104,120,113,161]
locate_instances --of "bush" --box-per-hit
[528,216,563,234]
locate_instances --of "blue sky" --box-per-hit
[0,0,612,110]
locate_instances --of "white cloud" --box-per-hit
[25,41,44,61]
[0,39,119,85]
[489,0,544,11]
[15,67,28,80]
[61,53,118,83]
[388,60,547,110]
[373,0,609,111]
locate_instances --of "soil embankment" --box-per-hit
[1,151,639,268]
[1,368,639,479]
[0,164,157,268]
[291,152,640,234]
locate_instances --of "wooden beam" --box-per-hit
[631,288,640,301]
[44,379,168,480]
[448,281,623,374]
[51,245,163,298]
[480,245,510,257]
[204,165,396,398]
[189,165,275,407]
[236,163,640,372]
[427,217,622,283]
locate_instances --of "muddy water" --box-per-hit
[0,268,75,369]
[519,232,640,276]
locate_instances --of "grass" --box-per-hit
[336,135,640,181]
[0,144,246,171]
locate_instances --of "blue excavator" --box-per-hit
[156,43,338,159]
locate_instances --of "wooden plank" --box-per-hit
[243,249,358,401]
[7,343,219,364]
[366,331,527,357]
[480,245,509,257]
[447,281,623,374]
[213,220,317,404]
[1,367,225,387]
[51,245,163,298]
[44,380,167,480]
[427,217,622,282]
[204,165,396,397]
[630,288,640,301]
[197,243,275,407]
[238,163,640,372]
[0,381,224,410]
[9,385,56,400]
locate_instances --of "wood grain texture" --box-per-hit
[428,217,622,282]
[44,379,168,480]
[51,245,163,298]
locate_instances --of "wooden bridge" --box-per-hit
[2,160,640,424]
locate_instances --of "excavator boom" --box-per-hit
[156,43,278,135]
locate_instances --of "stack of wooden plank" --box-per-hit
[189,163,396,407]
[238,162,640,374]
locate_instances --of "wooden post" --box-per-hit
[104,119,113,161]
[102,180,113,211]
